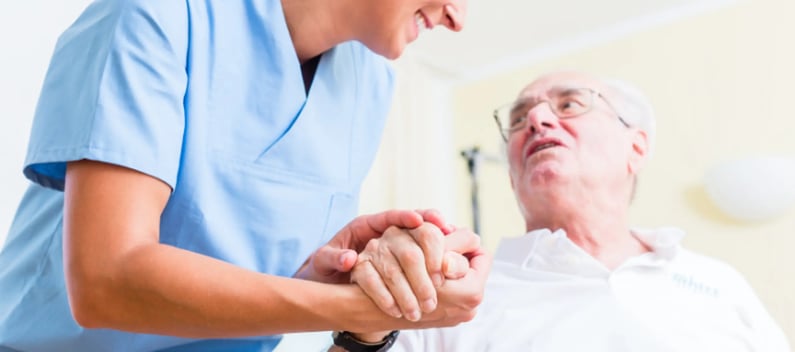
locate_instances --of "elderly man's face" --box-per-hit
[506,72,646,207]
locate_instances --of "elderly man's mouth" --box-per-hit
[526,138,564,158]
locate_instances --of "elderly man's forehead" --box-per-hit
[517,72,604,99]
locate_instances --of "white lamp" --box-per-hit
[704,156,795,222]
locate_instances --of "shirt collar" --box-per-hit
[630,226,685,261]
[494,227,686,276]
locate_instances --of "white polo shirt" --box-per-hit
[395,228,790,352]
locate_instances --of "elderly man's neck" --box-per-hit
[524,198,650,270]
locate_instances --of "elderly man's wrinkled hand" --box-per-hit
[348,243,491,344]
[416,246,491,327]
[350,222,482,321]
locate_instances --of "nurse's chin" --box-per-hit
[366,40,408,60]
[375,47,404,60]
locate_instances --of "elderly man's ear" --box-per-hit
[627,130,649,174]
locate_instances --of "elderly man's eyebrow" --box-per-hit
[510,86,581,112]
[509,98,536,116]
[549,86,582,96]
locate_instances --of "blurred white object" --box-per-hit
[704,156,795,222]
[274,331,330,352]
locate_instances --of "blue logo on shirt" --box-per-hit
[671,273,720,297]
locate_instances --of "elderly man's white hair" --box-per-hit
[602,78,657,157]
[600,78,657,201]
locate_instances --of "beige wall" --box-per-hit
[453,0,795,342]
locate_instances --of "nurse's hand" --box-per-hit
[350,225,481,321]
[293,209,451,285]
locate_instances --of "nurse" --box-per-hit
[0,0,489,351]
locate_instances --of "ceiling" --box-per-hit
[407,0,738,84]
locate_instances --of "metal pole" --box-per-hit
[460,146,481,235]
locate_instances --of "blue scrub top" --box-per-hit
[0,0,394,351]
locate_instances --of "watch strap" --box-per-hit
[332,330,399,352]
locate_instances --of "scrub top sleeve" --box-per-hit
[23,0,189,191]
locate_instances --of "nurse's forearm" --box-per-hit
[68,242,404,337]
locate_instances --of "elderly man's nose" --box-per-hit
[527,105,557,134]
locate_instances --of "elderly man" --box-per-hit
[346,70,790,351]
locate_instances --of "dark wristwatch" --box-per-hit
[332,330,399,352]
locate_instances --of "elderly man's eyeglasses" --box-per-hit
[492,87,630,141]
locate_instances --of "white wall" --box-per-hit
[0,0,92,244]
[359,52,458,219]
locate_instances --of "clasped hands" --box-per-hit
[295,209,491,341]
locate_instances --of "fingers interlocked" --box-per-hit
[352,223,444,321]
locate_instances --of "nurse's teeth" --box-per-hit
[416,13,428,32]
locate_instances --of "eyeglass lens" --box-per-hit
[505,88,594,131]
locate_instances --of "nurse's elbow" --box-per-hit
[69,300,103,328]
[65,266,112,328]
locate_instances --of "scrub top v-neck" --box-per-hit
[0,0,395,351]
